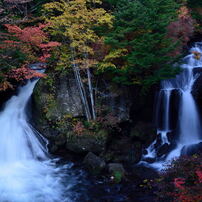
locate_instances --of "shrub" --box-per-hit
[156,155,202,202]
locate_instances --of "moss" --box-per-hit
[65,130,109,154]
[113,171,123,183]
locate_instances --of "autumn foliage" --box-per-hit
[3,23,60,60]
[0,23,60,91]
[156,155,202,202]
[8,66,45,81]
[167,6,195,55]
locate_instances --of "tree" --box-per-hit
[44,0,113,120]
[2,0,33,19]
[0,23,60,91]
[100,0,184,90]
[167,6,194,55]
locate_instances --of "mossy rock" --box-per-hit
[32,71,84,137]
[108,163,125,183]
[66,130,108,154]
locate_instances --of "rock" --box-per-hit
[130,122,156,147]
[102,136,142,164]
[33,71,131,151]
[108,163,125,176]
[66,131,108,154]
[143,157,156,163]
[181,142,202,156]
[154,134,162,149]
[170,90,180,127]
[83,152,106,174]
[192,51,201,60]
[32,71,84,140]
[167,131,174,143]
[33,71,84,119]
[132,165,159,180]
[47,143,58,154]
[108,163,125,183]
[157,143,170,157]
[192,71,202,115]
[97,83,131,122]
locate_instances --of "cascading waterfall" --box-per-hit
[141,42,202,170]
[0,66,77,202]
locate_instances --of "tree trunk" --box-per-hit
[87,68,96,120]
[71,49,92,120]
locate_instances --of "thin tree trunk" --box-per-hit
[87,68,96,120]
[77,67,92,120]
[71,49,91,120]
[84,51,96,120]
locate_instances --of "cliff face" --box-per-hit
[32,70,156,164]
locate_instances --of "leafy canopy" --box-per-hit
[100,0,183,89]
[43,0,113,69]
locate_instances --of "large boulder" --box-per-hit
[181,142,202,156]
[108,163,125,176]
[83,152,106,174]
[66,130,108,154]
[108,163,125,183]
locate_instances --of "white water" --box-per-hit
[0,77,75,201]
[141,42,202,169]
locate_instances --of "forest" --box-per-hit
[0,0,202,201]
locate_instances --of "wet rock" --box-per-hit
[108,163,125,183]
[45,133,67,154]
[142,149,148,155]
[170,89,180,130]
[181,142,202,156]
[193,67,202,75]
[192,71,202,115]
[154,134,162,149]
[83,152,106,174]
[143,157,156,163]
[192,51,201,60]
[167,131,174,143]
[108,163,125,176]
[157,143,170,157]
[47,143,58,154]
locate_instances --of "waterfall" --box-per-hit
[141,42,202,169]
[0,67,76,202]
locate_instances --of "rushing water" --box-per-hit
[141,42,202,169]
[0,72,81,201]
